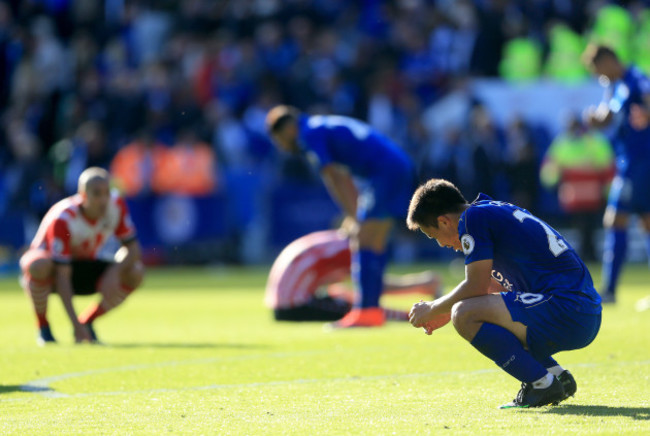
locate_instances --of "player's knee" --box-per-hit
[24,256,54,280]
[122,261,145,290]
[451,301,468,329]
[451,300,477,338]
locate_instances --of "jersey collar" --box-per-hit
[471,192,493,204]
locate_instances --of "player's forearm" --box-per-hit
[322,168,357,217]
[585,103,613,128]
[55,277,81,327]
[430,279,486,315]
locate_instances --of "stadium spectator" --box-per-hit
[407,179,601,408]
[582,44,650,303]
[504,116,540,212]
[19,167,144,345]
[1,1,650,265]
[266,230,441,322]
[110,131,167,197]
[266,105,417,328]
[540,114,614,261]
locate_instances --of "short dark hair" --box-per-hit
[266,105,300,133]
[406,179,468,230]
[582,44,618,68]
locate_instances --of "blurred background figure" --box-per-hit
[541,114,614,261]
[0,0,647,273]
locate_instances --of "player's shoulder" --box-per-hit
[45,194,82,223]
[460,194,514,232]
[626,66,650,91]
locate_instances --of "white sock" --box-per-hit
[546,365,565,377]
[532,372,554,389]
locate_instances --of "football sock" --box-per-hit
[78,284,135,324]
[537,356,566,377]
[532,372,554,389]
[546,365,566,377]
[646,235,650,269]
[470,323,547,383]
[602,229,627,295]
[353,249,386,308]
[78,304,106,324]
[383,308,408,321]
[23,277,51,327]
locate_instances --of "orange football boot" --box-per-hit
[330,307,385,328]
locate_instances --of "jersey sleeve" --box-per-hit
[46,218,72,263]
[302,122,333,169]
[459,207,494,265]
[114,196,137,242]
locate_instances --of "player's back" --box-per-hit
[298,115,413,178]
[460,194,601,313]
[265,230,351,309]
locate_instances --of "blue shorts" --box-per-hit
[501,291,601,360]
[608,167,650,214]
[357,161,417,222]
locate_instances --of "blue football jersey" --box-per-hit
[458,194,601,314]
[606,66,650,173]
[297,115,413,179]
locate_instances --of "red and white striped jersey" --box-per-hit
[265,230,351,309]
[30,192,136,263]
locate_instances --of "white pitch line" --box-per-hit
[10,358,650,403]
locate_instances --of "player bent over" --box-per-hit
[19,167,144,345]
[266,230,441,321]
[266,106,418,328]
[407,179,602,408]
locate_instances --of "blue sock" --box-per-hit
[470,323,547,383]
[352,249,386,308]
[602,229,627,295]
[537,356,558,369]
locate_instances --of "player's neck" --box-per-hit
[79,204,101,222]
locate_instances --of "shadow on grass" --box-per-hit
[545,405,650,420]
[104,342,267,350]
[0,385,51,394]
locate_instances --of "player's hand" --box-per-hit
[74,323,93,343]
[422,313,452,335]
[629,104,649,130]
[338,216,359,237]
[408,300,435,328]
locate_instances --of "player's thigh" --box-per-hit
[451,294,528,345]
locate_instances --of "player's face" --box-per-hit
[271,123,299,154]
[82,180,110,218]
[592,58,618,81]
[419,216,462,251]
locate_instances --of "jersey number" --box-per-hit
[307,115,371,140]
[512,210,568,257]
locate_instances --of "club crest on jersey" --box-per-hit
[52,237,64,255]
[461,234,475,255]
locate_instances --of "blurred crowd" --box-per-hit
[0,0,647,260]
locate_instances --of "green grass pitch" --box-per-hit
[0,263,648,435]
